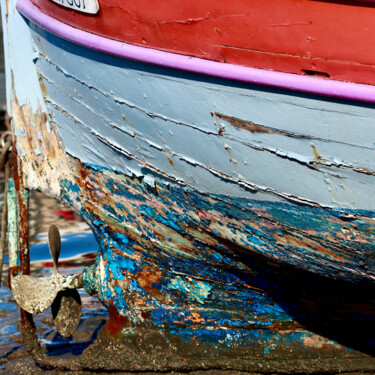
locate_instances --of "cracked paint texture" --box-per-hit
[10,99,375,369]
[2,0,375,371]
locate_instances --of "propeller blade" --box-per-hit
[48,224,61,272]
[52,289,82,337]
[11,274,62,314]
[12,224,83,338]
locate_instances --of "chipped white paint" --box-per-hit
[10,100,77,200]
[25,24,375,210]
[4,0,375,214]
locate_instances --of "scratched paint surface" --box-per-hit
[9,101,375,370]
[27,21,375,212]
[12,22,375,283]
[2,0,375,371]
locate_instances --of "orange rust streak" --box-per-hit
[136,267,163,297]
[104,300,129,335]
[274,232,347,262]
[12,142,30,276]
[215,113,270,134]
[167,157,175,167]
[10,137,36,337]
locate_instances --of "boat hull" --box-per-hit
[16,17,375,283]
[12,102,375,371]
[2,0,375,371]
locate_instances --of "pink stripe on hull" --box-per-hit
[16,0,375,103]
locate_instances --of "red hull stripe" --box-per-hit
[17,0,375,103]
[30,0,375,86]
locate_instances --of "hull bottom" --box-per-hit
[78,328,375,373]
[9,77,375,373]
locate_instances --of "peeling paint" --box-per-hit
[2,0,375,371]
[169,276,212,304]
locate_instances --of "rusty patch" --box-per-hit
[214,112,317,140]
[136,266,163,297]
[12,143,30,276]
[167,157,175,167]
[38,76,48,98]
[215,113,270,133]
[104,300,129,336]
[311,144,323,163]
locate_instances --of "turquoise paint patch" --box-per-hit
[247,235,263,246]
[169,276,212,304]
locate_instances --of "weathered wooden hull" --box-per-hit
[2,0,375,371]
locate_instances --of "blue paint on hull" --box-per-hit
[60,162,375,358]
[2,5,375,368]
